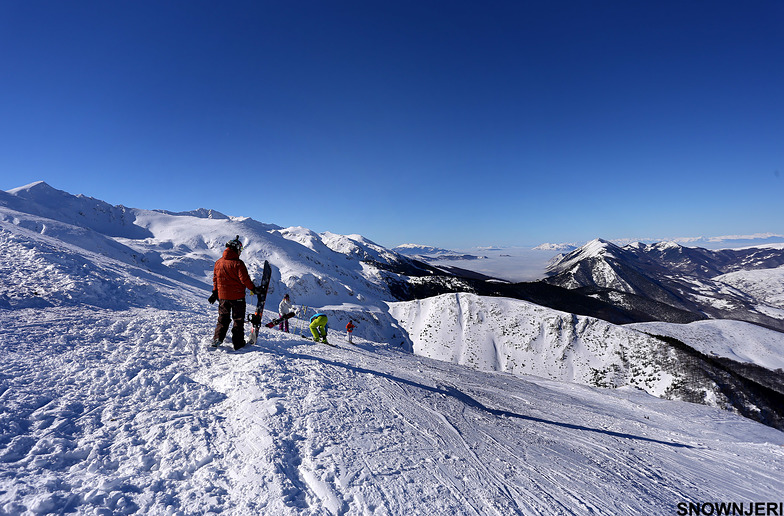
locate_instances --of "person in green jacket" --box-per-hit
[309,312,330,345]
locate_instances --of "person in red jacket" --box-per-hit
[346,320,356,344]
[210,236,258,349]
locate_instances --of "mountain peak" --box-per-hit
[545,238,627,282]
[7,180,59,196]
[648,241,684,251]
[578,238,620,259]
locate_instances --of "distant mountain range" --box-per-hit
[393,244,455,256]
[393,243,486,261]
[541,234,784,251]
[532,243,579,252]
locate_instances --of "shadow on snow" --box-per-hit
[246,339,694,450]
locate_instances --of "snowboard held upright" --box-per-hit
[246,260,272,347]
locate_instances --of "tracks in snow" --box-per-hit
[3,307,783,515]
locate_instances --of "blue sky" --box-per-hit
[1,1,782,249]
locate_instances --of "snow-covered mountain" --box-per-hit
[543,234,784,251]
[390,292,784,429]
[391,292,680,392]
[544,238,784,331]
[532,242,579,252]
[392,243,486,265]
[627,319,784,371]
[2,182,784,513]
[393,243,455,256]
[0,181,435,344]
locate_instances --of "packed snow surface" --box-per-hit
[3,306,784,515]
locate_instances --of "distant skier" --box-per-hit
[346,320,356,344]
[309,312,330,344]
[210,236,259,349]
[278,294,293,332]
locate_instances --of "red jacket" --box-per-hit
[213,248,255,300]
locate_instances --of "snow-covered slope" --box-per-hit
[387,293,784,428]
[715,265,784,314]
[627,319,784,371]
[0,210,204,311]
[0,182,415,344]
[389,293,678,394]
[3,297,783,514]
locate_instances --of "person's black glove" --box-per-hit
[208,290,218,304]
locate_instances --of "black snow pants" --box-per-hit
[213,299,247,345]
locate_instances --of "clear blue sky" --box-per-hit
[1,1,782,249]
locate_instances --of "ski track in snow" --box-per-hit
[2,305,784,515]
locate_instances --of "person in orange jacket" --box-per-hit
[346,320,356,345]
[210,236,259,349]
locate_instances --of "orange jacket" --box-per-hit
[213,248,255,300]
